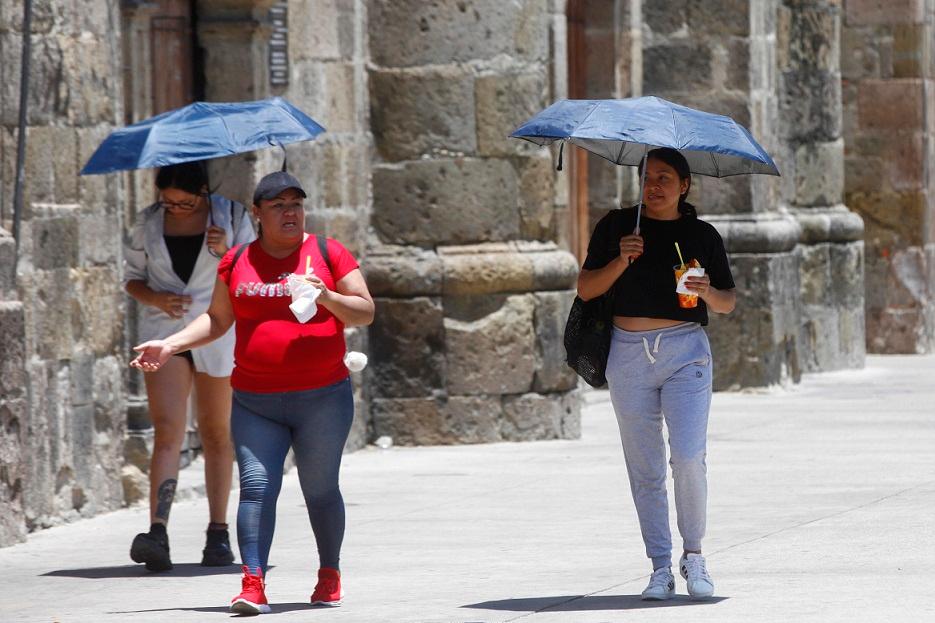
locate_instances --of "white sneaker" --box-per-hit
[679,553,714,598]
[641,567,676,600]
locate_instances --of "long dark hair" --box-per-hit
[638,147,696,219]
[155,161,208,196]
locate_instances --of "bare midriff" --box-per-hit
[613,316,688,331]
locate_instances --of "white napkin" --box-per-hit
[675,267,705,295]
[286,273,320,323]
[343,351,368,372]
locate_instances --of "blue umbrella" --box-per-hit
[80,97,325,175]
[511,96,779,231]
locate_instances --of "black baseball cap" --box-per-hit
[252,171,307,204]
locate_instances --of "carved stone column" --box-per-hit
[364,0,581,444]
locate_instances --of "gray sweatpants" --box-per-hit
[606,322,712,571]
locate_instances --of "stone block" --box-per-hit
[882,132,925,192]
[779,69,842,141]
[368,0,549,68]
[892,23,926,78]
[793,139,844,206]
[372,159,520,246]
[475,71,548,157]
[368,297,446,398]
[725,39,750,91]
[444,294,536,395]
[121,464,148,506]
[124,431,153,474]
[364,246,443,297]
[845,0,924,26]
[516,156,556,240]
[0,234,15,294]
[21,268,75,361]
[77,214,120,266]
[644,1,687,35]
[829,241,865,309]
[440,246,534,296]
[0,302,27,398]
[687,0,750,37]
[798,244,832,307]
[784,4,839,73]
[848,190,926,248]
[293,62,359,135]
[867,307,926,353]
[73,267,124,355]
[290,0,342,60]
[706,252,801,390]
[840,25,882,80]
[370,67,476,161]
[370,395,502,445]
[32,216,79,270]
[500,393,562,441]
[532,291,578,393]
[857,79,925,130]
[643,43,712,93]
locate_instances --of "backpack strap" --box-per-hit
[229,243,249,272]
[316,234,332,274]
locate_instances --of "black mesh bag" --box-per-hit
[563,290,615,387]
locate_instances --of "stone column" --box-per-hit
[196,0,277,205]
[0,0,127,543]
[641,0,804,388]
[778,0,865,371]
[842,0,935,353]
[365,0,581,444]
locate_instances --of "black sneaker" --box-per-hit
[201,528,235,566]
[130,525,172,572]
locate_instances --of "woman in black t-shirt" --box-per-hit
[577,148,736,601]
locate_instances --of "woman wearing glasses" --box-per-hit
[123,161,256,572]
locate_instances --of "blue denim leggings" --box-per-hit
[605,323,712,571]
[231,378,354,575]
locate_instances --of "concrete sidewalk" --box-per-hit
[3,354,934,623]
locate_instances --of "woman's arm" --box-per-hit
[125,279,192,319]
[130,278,235,371]
[684,274,736,314]
[307,268,375,327]
[577,233,644,301]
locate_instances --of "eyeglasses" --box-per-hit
[160,197,200,210]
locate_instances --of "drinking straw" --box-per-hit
[675,242,685,268]
[305,256,312,274]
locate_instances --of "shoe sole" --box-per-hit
[201,551,235,566]
[130,537,172,572]
[310,590,345,607]
[230,599,271,615]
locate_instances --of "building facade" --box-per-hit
[1,0,932,546]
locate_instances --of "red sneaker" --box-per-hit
[230,566,272,614]
[310,567,344,607]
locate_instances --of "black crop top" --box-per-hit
[582,205,735,326]
[164,233,205,284]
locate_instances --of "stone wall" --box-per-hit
[778,0,866,372]
[365,0,581,444]
[842,0,935,353]
[636,0,866,388]
[0,0,127,546]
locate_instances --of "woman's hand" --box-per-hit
[206,225,228,258]
[130,340,176,372]
[684,273,711,298]
[301,273,334,302]
[618,234,644,265]
[149,292,192,319]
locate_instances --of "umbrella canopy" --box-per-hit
[80,97,325,175]
[510,96,779,177]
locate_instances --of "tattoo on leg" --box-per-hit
[155,479,178,522]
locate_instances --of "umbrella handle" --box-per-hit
[634,149,648,235]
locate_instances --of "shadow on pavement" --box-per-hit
[107,602,311,616]
[42,563,243,579]
[464,594,728,612]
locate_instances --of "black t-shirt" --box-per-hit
[164,233,205,284]
[582,205,735,326]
